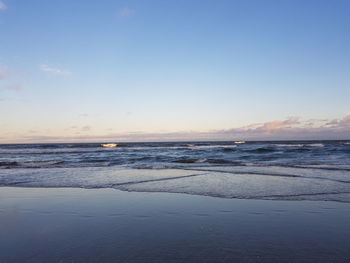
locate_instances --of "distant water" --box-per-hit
[1,141,350,202]
[1,140,349,169]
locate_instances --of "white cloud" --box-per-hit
[0,1,6,11]
[118,7,135,18]
[40,64,71,76]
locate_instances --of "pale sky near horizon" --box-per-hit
[0,0,349,142]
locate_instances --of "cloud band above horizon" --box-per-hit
[1,115,349,143]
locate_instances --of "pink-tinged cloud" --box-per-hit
[0,66,22,91]
[4,84,21,91]
[258,117,300,133]
[0,66,10,79]
[324,115,350,129]
[216,115,350,140]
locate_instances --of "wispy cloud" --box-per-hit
[81,125,91,132]
[0,66,22,92]
[67,125,91,133]
[0,1,6,11]
[118,7,135,18]
[4,84,21,91]
[39,64,71,76]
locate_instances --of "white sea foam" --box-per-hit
[188,145,237,150]
[182,165,350,182]
[19,161,63,168]
[120,171,349,201]
[1,166,350,202]
[276,143,324,148]
[306,143,324,147]
[276,144,304,147]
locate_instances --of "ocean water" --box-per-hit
[1,141,350,202]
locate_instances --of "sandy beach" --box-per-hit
[1,187,350,263]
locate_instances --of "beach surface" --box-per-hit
[1,187,350,263]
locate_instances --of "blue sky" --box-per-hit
[0,0,349,142]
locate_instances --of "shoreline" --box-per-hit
[1,185,350,204]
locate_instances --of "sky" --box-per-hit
[0,0,349,143]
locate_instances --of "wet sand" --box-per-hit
[1,187,350,263]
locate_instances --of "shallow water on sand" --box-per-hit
[1,187,350,263]
[1,165,350,202]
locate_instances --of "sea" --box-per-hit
[1,140,350,202]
